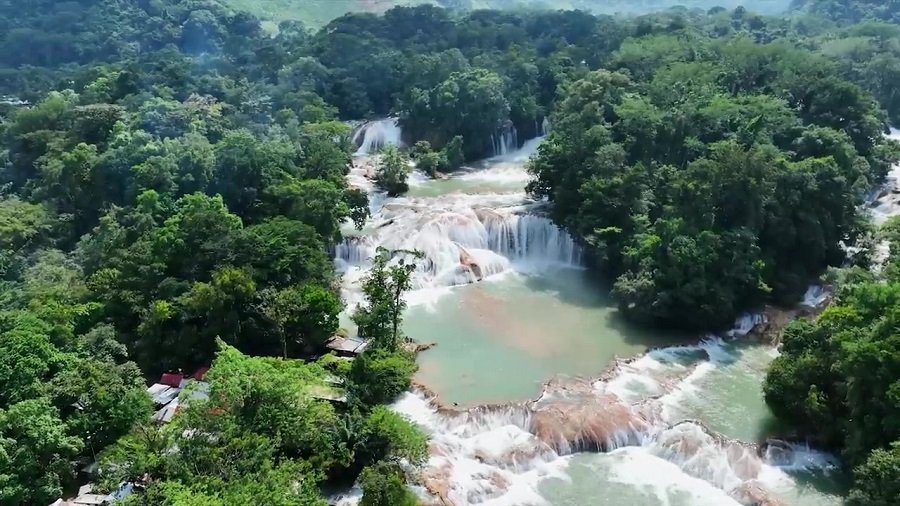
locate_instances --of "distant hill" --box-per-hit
[221,0,427,31]
[221,0,793,30]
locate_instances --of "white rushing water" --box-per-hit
[339,135,580,309]
[352,118,404,155]
[492,125,519,158]
[337,131,874,505]
[391,312,841,506]
[866,128,900,267]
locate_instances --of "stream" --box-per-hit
[333,121,900,505]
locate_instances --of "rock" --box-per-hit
[403,341,437,354]
[730,481,784,506]
[459,249,483,281]
[725,442,763,481]
[529,389,650,455]
[747,306,801,345]
[420,463,453,505]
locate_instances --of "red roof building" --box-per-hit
[159,372,184,388]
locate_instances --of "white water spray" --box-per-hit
[335,194,582,297]
[353,118,403,155]
[391,313,841,506]
[491,125,519,158]
[539,116,550,137]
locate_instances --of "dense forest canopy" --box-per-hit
[527,32,899,329]
[764,217,900,506]
[216,0,795,29]
[1,0,900,504]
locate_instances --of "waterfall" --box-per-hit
[481,212,582,267]
[390,311,841,506]
[337,193,583,292]
[539,116,551,137]
[491,125,519,158]
[353,118,403,155]
[728,313,767,337]
[334,236,377,269]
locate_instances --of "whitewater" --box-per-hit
[329,122,900,506]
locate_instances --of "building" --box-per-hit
[147,369,210,424]
[324,335,370,357]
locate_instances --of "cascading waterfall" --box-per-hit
[336,125,851,505]
[481,212,582,267]
[540,116,550,137]
[335,194,582,294]
[392,308,839,506]
[353,118,403,155]
[491,125,519,158]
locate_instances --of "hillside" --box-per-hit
[223,0,427,30]
[222,0,793,29]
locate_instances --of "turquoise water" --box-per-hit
[405,268,678,406]
[347,136,849,505]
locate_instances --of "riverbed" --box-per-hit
[334,121,880,506]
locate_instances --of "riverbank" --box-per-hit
[336,126,895,505]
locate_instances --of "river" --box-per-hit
[333,121,899,505]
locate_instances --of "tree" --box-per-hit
[373,145,410,197]
[0,314,60,406]
[349,349,417,407]
[764,281,900,467]
[257,284,341,358]
[355,406,427,466]
[50,358,152,452]
[239,217,334,287]
[352,249,418,351]
[0,198,52,278]
[359,462,418,506]
[401,68,510,159]
[0,398,83,506]
[847,441,900,506]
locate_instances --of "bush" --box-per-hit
[349,349,417,407]
[847,442,900,506]
[359,462,418,506]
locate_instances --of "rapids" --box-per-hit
[391,315,844,506]
[334,128,890,505]
[352,117,403,155]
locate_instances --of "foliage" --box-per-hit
[97,340,425,504]
[349,349,418,407]
[847,441,900,506]
[257,284,342,358]
[0,398,84,505]
[359,461,418,506]
[374,145,410,197]
[765,282,900,463]
[355,406,428,466]
[765,219,900,505]
[527,38,897,328]
[2,0,899,501]
[352,249,419,351]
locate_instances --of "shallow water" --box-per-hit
[343,133,851,505]
[540,450,744,506]
[660,341,783,443]
[540,449,845,506]
[406,268,677,406]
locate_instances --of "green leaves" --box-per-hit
[0,398,83,506]
[847,442,900,506]
[765,278,900,491]
[257,284,341,357]
[528,29,899,329]
[356,406,427,467]
[359,461,418,506]
[352,249,418,352]
[349,348,418,408]
[374,145,410,197]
